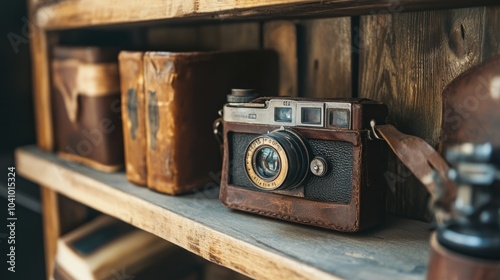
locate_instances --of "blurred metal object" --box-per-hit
[430,55,500,280]
[437,143,500,260]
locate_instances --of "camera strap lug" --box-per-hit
[369,120,383,140]
[213,117,224,156]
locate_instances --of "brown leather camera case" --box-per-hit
[119,51,147,186]
[220,99,389,232]
[51,47,123,172]
[144,51,278,195]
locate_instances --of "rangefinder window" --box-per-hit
[329,109,350,129]
[301,108,322,125]
[274,107,292,122]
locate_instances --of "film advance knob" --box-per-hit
[227,89,259,103]
[310,157,327,177]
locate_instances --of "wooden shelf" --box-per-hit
[16,145,431,280]
[33,0,498,30]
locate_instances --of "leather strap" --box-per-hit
[375,124,457,209]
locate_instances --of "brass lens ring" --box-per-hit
[245,128,309,191]
[245,137,289,190]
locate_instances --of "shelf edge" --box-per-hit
[34,0,500,30]
[15,146,340,280]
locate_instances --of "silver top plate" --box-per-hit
[223,99,352,129]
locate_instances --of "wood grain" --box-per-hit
[57,196,91,235]
[482,6,500,60]
[147,23,260,51]
[28,1,59,277]
[264,21,298,97]
[358,7,498,220]
[218,23,260,51]
[40,188,59,279]
[299,18,352,98]
[196,23,260,51]
[33,0,499,30]
[29,25,53,151]
[16,145,431,280]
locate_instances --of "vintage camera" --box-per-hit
[217,90,389,232]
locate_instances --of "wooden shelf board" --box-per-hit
[34,0,499,30]
[16,145,431,280]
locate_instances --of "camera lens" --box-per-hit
[245,129,309,191]
[254,147,280,179]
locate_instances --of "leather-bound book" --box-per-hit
[51,46,124,172]
[119,51,148,186]
[144,50,278,195]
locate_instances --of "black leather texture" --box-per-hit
[229,132,353,204]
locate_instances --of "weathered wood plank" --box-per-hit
[147,23,260,51]
[16,145,431,280]
[29,26,52,151]
[218,23,260,50]
[28,1,58,276]
[57,196,92,234]
[482,5,500,60]
[33,0,499,30]
[299,18,352,98]
[147,26,199,50]
[39,188,59,279]
[264,21,298,97]
[358,8,489,220]
[28,5,94,277]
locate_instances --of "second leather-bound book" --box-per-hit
[120,50,278,195]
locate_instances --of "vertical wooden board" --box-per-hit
[147,23,260,52]
[197,22,260,51]
[299,18,351,98]
[483,5,500,59]
[30,29,53,151]
[359,8,485,220]
[218,22,260,50]
[196,24,222,50]
[39,190,90,278]
[57,196,91,235]
[40,188,60,279]
[264,21,298,97]
[147,26,199,51]
[29,0,58,273]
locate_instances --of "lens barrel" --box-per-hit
[245,129,309,190]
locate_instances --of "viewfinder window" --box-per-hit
[301,108,322,125]
[329,109,350,129]
[274,107,292,122]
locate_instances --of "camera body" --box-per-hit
[219,95,389,231]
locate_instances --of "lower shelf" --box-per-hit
[16,145,431,280]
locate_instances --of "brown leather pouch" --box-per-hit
[144,51,279,195]
[51,46,124,172]
[119,51,147,185]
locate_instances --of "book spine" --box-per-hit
[119,52,148,186]
[144,52,179,194]
[143,51,280,195]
